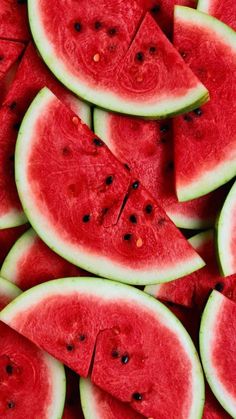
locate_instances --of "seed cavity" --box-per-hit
[180,51,187,59]
[160,123,170,133]
[7,401,15,409]
[158,218,166,226]
[214,282,224,292]
[124,163,131,171]
[93,53,100,62]
[93,138,103,146]
[194,108,203,116]
[105,175,113,185]
[149,46,157,54]
[111,350,119,358]
[136,52,144,62]
[145,204,153,214]
[132,180,140,190]
[6,365,13,375]
[108,28,117,36]
[136,238,143,248]
[82,214,90,223]
[184,114,192,122]
[66,344,74,351]
[74,22,82,32]
[132,392,143,401]
[9,101,17,110]
[62,146,71,156]
[94,21,102,30]
[129,214,137,224]
[121,354,129,364]
[124,233,132,241]
[0,56,3,61]
[79,334,86,341]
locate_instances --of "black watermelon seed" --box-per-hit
[6,365,13,375]
[149,46,157,54]
[93,138,103,146]
[194,108,203,116]
[111,350,119,358]
[124,163,131,171]
[9,101,17,110]
[214,282,224,292]
[132,393,142,401]
[62,146,71,156]
[7,401,15,409]
[121,354,129,364]
[124,233,132,241]
[132,180,139,189]
[129,214,137,224]
[145,204,153,214]
[184,114,192,122]
[94,21,102,30]
[66,344,74,351]
[82,214,90,223]
[105,175,113,185]
[108,28,117,36]
[160,123,170,133]
[151,4,161,13]
[79,334,86,341]
[74,22,82,32]
[135,52,144,62]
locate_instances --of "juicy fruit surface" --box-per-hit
[0,278,204,419]
[0,40,24,80]
[174,7,236,200]
[146,230,236,309]
[200,291,236,417]
[0,224,28,266]
[16,88,204,284]
[0,0,30,41]
[1,229,90,291]
[80,378,144,419]
[0,43,90,229]
[95,109,228,228]
[29,1,207,116]
[198,0,236,31]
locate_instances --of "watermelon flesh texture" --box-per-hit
[80,377,144,419]
[0,43,91,229]
[28,2,208,117]
[0,278,204,419]
[15,87,204,285]
[0,40,24,82]
[63,368,84,419]
[174,7,236,201]
[146,230,236,309]
[0,224,28,267]
[198,0,236,32]
[1,229,91,291]
[0,59,21,106]
[0,0,30,41]
[94,108,228,229]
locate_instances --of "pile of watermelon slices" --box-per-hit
[0,0,235,418]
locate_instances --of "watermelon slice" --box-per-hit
[15,87,204,285]
[0,276,66,418]
[0,224,28,267]
[94,108,228,229]
[174,6,236,201]
[0,0,30,41]
[28,1,208,117]
[80,377,144,419]
[200,291,236,417]
[145,230,236,309]
[0,40,24,81]
[0,277,205,418]
[1,229,90,291]
[198,0,236,31]
[0,43,91,229]
[217,180,236,276]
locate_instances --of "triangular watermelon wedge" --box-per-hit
[15,87,204,285]
[0,40,24,81]
[198,0,236,31]
[0,0,30,41]
[28,0,208,117]
[174,7,236,201]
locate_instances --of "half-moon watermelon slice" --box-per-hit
[1,229,90,291]
[0,0,30,41]
[174,7,236,201]
[0,276,66,418]
[200,291,236,417]
[15,87,204,285]
[198,0,236,31]
[0,44,91,230]
[217,180,236,276]
[0,277,205,418]
[80,377,144,419]
[94,108,228,229]
[28,1,208,117]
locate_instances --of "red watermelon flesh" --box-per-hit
[1,229,90,291]
[0,0,30,41]
[146,230,236,309]
[15,88,204,284]
[94,109,228,229]
[0,224,28,267]
[198,0,236,32]
[0,40,24,81]
[0,60,21,106]
[63,368,84,419]
[174,7,236,201]
[203,384,231,419]
[0,43,90,229]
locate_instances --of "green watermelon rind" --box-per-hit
[144,229,211,298]
[0,276,205,419]
[15,87,205,285]
[217,180,236,276]
[175,7,236,202]
[200,290,236,417]
[0,209,28,230]
[197,0,213,13]
[80,378,102,419]
[0,228,35,285]
[94,108,216,230]
[0,276,22,300]
[27,2,209,119]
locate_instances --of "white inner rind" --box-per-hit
[0,276,22,300]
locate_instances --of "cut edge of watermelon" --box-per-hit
[15,87,205,285]
[217,180,236,276]
[197,0,213,13]
[200,290,236,417]
[0,276,205,419]
[80,378,100,419]
[28,2,208,118]
[0,276,22,300]
[0,228,34,284]
[0,208,28,230]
